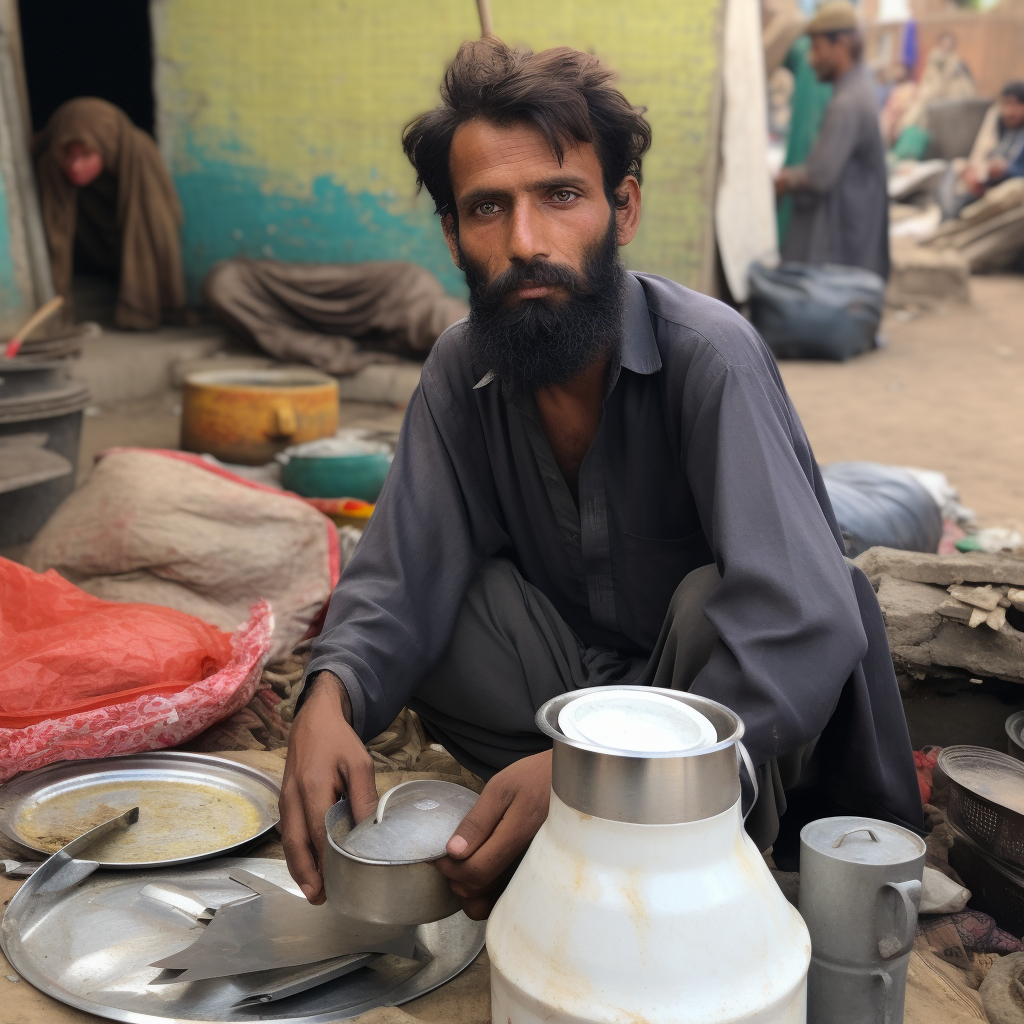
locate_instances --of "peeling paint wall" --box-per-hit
[153,0,722,300]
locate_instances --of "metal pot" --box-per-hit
[180,368,338,465]
[1006,711,1024,761]
[800,816,926,1024]
[939,745,1024,872]
[324,780,478,927]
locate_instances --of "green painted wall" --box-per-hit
[153,0,722,300]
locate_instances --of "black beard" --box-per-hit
[459,219,626,397]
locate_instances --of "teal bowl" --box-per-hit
[280,452,391,501]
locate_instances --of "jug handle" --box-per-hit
[876,879,922,961]
[872,968,894,1024]
[736,741,759,823]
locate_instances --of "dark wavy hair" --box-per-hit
[402,38,652,222]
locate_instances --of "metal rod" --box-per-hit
[476,0,493,37]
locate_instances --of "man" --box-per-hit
[939,82,1024,221]
[203,259,468,375]
[282,38,921,919]
[775,1,890,279]
[34,98,187,330]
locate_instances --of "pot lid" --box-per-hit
[801,816,925,865]
[338,780,478,865]
[557,688,718,754]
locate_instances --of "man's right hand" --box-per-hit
[280,671,378,904]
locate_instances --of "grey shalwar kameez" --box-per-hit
[304,272,922,848]
[781,65,891,279]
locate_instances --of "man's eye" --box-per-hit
[552,190,577,202]
[476,202,499,215]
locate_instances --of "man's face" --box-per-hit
[444,119,639,298]
[998,94,1024,130]
[443,120,641,394]
[809,34,845,82]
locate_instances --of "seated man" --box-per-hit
[203,258,468,376]
[939,81,1024,221]
[774,1,890,279]
[282,38,921,918]
[34,98,186,330]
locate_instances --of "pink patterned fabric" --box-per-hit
[0,601,273,782]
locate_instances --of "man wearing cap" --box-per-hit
[775,0,890,279]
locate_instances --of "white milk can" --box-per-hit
[487,686,811,1024]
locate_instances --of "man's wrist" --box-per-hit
[303,670,353,726]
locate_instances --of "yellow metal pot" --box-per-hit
[181,369,339,465]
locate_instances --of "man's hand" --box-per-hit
[434,750,552,920]
[988,157,1009,183]
[280,671,378,904]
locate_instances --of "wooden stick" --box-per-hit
[4,295,65,359]
[476,0,494,37]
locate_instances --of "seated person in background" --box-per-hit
[281,37,921,920]
[204,259,468,376]
[34,98,186,330]
[939,82,1024,221]
[774,1,890,280]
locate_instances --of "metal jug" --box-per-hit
[799,816,926,1024]
[487,686,811,1024]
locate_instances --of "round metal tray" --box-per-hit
[1,856,485,1023]
[0,752,280,868]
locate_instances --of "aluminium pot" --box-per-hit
[324,780,478,927]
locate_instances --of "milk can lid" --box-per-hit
[557,689,718,754]
[801,816,926,865]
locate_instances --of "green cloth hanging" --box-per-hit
[777,37,833,245]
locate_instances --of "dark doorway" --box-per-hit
[18,0,154,135]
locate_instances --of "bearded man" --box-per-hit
[281,38,921,919]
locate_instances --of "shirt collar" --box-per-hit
[619,272,661,375]
[473,271,661,389]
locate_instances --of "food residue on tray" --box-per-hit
[17,779,272,862]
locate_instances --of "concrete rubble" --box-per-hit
[856,546,1024,684]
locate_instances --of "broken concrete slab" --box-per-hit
[334,361,422,406]
[856,546,1024,589]
[71,325,230,405]
[875,574,1024,684]
[887,244,970,308]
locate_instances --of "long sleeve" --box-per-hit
[681,352,868,770]
[303,347,507,739]
[800,95,861,194]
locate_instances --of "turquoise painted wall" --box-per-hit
[154,0,722,300]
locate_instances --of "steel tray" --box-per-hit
[0,752,280,868]
[1,856,485,1023]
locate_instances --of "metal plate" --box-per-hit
[1,856,486,1023]
[0,752,280,868]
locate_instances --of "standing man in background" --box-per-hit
[774,1,890,280]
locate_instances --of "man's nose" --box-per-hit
[507,201,549,265]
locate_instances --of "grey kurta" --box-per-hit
[305,272,922,832]
[782,65,891,279]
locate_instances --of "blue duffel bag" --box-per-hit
[749,261,885,361]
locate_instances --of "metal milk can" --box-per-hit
[799,816,926,1024]
[486,686,811,1024]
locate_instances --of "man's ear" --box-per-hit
[614,177,642,247]
[442,214,462,269]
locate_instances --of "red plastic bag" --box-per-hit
[0,557,273,781]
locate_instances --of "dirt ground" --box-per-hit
[779,274,1024,529]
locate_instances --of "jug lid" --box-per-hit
[557,689,718,754]
[801,816,926,865]
[336,780,478,865]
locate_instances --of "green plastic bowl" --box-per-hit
[280,452,391,501]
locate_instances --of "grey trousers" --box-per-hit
[409,559,816,850]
